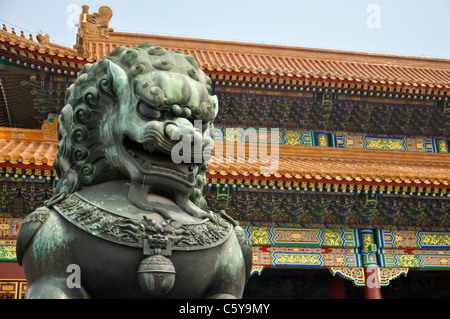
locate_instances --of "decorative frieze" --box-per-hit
[211,126,443,153]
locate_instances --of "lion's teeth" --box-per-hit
[144,143,155,153]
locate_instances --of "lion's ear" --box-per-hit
[106,60,129,95]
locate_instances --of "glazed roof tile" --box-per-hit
[80,31,450,89]
[0,28,93,66]
[2,10,450,90]
[207,142,450,187]
[0,138,56,166]
[0,120,57,166]
[1,136,448,187]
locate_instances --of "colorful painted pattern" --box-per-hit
[435,139,449,153]
[363,136,407,151]
[0,218,21,261]
[377,229,450,249]
[378,268,409,286]
[380,248,450,255]
[206,188,450,228]
[0,218,20,261]
[376,229,450,268]
[248,226,450,275]
[0,280,26,299]
[0,244,15,261]
[0,218,22,238]
[329,267,409,287]
[212,126,442,153]
[248,226,363,275]
[336,134,434,152]
[245,226,359,248]
[0,238,16,261]
[252,246,362,269]
[379,253,450,268]
[329,267,365,286]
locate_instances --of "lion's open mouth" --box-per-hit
[123,134,196,179]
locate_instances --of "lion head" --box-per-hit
[49,43,218,215]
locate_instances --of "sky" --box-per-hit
[1,0,450,59]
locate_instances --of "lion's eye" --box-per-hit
[138,101,161,119]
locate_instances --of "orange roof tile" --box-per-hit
[0,136,449,188]
[208,142,450,187]
[0,138,57,166]
[0,119,58,166]
[81,32,450,89]
[2,6,450,91]
[0,27,92,66]
[72,4,450,91]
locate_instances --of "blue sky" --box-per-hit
[1,0,450,59]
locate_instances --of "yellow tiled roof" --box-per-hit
[208,142,450,187]
[0,135,449,188]
[3,5,450,90]
[0,139,57,165]
[0,119,57,166]
[74,5,450,90]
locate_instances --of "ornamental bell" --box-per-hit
[137,255,176,295]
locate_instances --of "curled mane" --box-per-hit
[48,43,212,210]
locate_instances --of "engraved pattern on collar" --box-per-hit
[53,194,232,250]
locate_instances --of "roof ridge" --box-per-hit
[103,31,450,70]
[0,28,85,60]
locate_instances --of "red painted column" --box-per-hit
[363,265,382,299]
[360,228,382,299]
[327,277,346,299]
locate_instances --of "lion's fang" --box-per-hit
[143,143,155,153]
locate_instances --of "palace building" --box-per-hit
[0,6,449,299]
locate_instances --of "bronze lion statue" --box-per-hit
[16,43,252,299]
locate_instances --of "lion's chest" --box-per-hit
[46,196,235,298]
[67,227,224,298]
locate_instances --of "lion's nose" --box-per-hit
[164,118,203,145]
[164,123,181,140]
